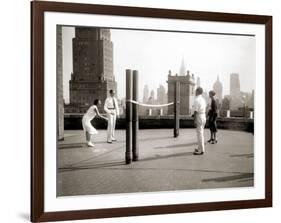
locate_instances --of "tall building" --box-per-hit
[157,84,167,104]
[230,73,240,96]
[167,69,195,115]
[143,84,149,103]
[157,84,168,115]
[57,25,64,139]
[149,90,155,103]
[213,75,223,102]
[68,27,117,112]
[229,73,241,109]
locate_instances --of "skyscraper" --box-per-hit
[213,76,223,102]
[149,90,155,103]
[68,27,117,112]
[143,84,149,103]
[229,73,241,109]
[157,84,168,115]
[230,73,240,96]
[157,84,167,104]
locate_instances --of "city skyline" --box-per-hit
[62,26,255,103]
[141,72,253,103]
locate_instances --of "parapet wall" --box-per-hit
[64,114,254,133]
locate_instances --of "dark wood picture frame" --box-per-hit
[31,1,272,222]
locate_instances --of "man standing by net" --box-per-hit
[192,87,207,155]
[104,89,119,143]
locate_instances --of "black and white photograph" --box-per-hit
[28,1,273,221]
[57,25,255,197]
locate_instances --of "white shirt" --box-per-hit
[104,97,120,116]
[193,95,206,114]
[83,105,97,122]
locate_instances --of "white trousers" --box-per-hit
[107,111,117,141]
[196,114,206,152]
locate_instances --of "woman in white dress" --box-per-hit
[82,99,107,147]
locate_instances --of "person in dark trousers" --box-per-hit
[207,90,218,144]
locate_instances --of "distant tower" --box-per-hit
[149,90,155,103]
[157,84,167,104]
[230,73,240,96]
[157,84,168,115]
[179,57,186,76]
[213,76,223,102]
[143,84,149,103]
[230,73,241,109]
[69,27,117,111]
[167,69,195,115]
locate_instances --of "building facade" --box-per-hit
[167,70,195,115]
[67,27,117,113]
[57,25,64,139]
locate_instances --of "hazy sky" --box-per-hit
[62,26,255,103]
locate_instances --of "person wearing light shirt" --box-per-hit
[104,89,119,143]
[192,87,207,155]
[82,99,108,147]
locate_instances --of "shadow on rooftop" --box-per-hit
[202,173,254,183]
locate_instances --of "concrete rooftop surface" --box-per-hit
[57,129,254,196]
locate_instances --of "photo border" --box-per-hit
[31,1,272,222]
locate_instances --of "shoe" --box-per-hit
[107,141,112,144]
[111,138,117,141]
[211,140,218,144]
[193,151,204,155]
[207,139,213,143]
[87,142,95,147]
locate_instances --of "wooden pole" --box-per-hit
[132,70,139,161]
[174,81,180,137]
[126,69,132,164]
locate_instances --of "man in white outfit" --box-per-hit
[104,89,119,143]
[193,87,207,155]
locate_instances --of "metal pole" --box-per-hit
[174,81,180,137]
[126,69,133,164]
[132,70,139,161]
